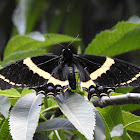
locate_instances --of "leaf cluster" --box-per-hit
[0,20,140,140]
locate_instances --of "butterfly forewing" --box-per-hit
[0,55,60,89]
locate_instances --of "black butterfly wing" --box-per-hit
[46,63,69,88]
[75,54,140,89]
[0,55,61,90]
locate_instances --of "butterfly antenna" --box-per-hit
[67,34,79,48]
[47,34,65,48]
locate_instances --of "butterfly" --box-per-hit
[0,41,140,100]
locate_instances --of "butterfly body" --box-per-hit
[0,48,140,100]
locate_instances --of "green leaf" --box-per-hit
[2,48,46,66]
[116,87,134,94]
[123,111,140,133]
[4,33,81,58]
[0,89,21,97]
[121,104,140,112]
[85,21,140,57]
[98,106,128,140]
[46,97,58,108]
[21,88,34,97]
[0,118,10,140]
[9,98,19,106]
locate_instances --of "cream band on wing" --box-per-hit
[90,57,115,80]
[81,79,96,89]
[0,74,15,85]
[23,57,51,80]
[48,76,69,87]
[120,72,140,86]
[0,74,22,86]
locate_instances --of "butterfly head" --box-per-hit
[62,48,73,62]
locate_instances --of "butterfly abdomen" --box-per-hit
[68,66,76,90]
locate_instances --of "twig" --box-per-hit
[91,93,140,108]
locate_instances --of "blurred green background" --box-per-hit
[1,0,140,58]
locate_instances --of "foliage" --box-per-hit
[0,0,140,140]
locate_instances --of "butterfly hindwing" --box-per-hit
[0,55,60,89]
[47,63,69,88]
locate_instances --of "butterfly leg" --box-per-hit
[87,86,105,100]
[34,86,47,106]
[33,83,55,105]
[55,85,68,97]
[34,86,46,96]
[96,86,115,97]
[88,86,96,101]
[87,85,115,101]
[55,85,64,96]
[34,84,68,105]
